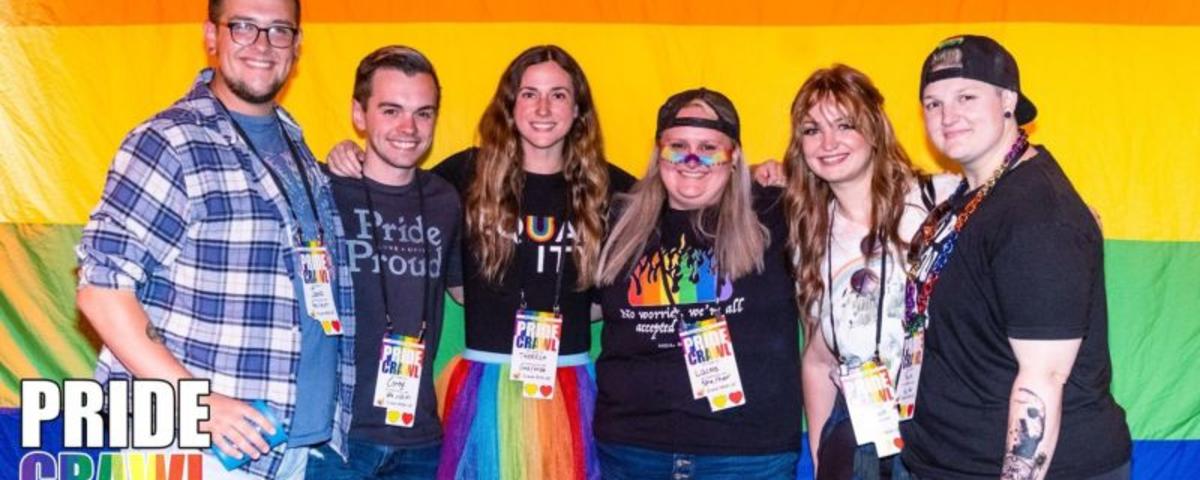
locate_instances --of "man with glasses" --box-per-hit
[76,0,355,478]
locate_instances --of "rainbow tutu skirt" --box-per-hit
[435,350,599,480]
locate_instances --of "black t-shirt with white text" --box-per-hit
[594,186,802,455]
[329,168,463,446]
[900,147,1131,479]
[432,148,636,355]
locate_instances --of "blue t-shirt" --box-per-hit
[230,111,338,446]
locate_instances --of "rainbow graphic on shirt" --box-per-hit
[523,215,558,243]
[627,234,733,306]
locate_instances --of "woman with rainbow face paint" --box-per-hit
[592,88,803,478]
[327,45,637,480]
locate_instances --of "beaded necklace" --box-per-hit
[903,129,1029,333]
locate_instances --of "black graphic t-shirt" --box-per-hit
[328,168,463,446]
[594,186,802,455]
[899,147,1131,479]
[432,148,636,355]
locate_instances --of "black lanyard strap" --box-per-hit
[361,172,431,341]
[217,100,325,242]
[825,205,886,365]
[515,206,568,314]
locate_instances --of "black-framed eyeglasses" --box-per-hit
[224,21,298,48]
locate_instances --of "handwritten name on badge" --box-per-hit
[374,336,425,428]
[679,319,746,411]
[509,310,563,399]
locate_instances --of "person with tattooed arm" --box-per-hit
[75,1,357,477]
[894,35,1131,480]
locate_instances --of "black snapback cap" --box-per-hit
[655,88,741,143]
[919,35,1037,125]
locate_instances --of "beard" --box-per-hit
[224,75,285,105]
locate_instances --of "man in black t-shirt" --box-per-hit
[898,35,1130,480]
[308,46,464,479]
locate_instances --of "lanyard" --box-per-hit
[516,206,568,314]
[361,173,431,341]
[216,100,325,242]
[825,206,886,365]
[904,130,1029,333]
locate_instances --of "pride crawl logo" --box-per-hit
[680,318,734,366]
[21,451,202,480]
[19,379,215,480]
[512,310,562,352]
[627,234,733,306]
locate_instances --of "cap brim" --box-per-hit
[1016,93,1037,125]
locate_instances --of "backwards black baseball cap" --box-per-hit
[919,35,1037,125]
[655,88,741,143]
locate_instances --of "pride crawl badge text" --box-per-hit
[19,379,212,480]
[20,451,203,480]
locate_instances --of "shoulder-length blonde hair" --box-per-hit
[597,98,767,286]
[465,45,611,290]
[783,64,922,320]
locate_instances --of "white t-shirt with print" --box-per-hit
[812,174,959,381]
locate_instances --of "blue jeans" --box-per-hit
[306,440,441,479]
[599,442,797,479]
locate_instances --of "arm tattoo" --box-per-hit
[1002,387,1049,480]
[146,324,164,344]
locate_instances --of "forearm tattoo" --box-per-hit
[146,324,164,343]
[1002,387,1049,479]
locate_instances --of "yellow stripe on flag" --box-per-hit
[1,22,1197,241]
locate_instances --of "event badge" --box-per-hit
[896,330,925,421]
[297,241,342,335]
[509,309,563,400]
[680,317,746,412]
[840,359,903,457]
[372,334,424,428]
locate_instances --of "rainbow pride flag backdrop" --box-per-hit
[1,1,1197,477]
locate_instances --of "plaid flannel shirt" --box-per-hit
[76,69,356,478]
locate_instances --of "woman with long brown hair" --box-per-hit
[329,45,634,479]
[781,64,956,479]
[593,88,802,478]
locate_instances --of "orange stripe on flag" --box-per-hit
[5,0,1200,26]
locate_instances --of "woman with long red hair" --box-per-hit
[781,64,956,479]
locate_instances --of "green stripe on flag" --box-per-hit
[1106,240,1200,440]
[0,223,96,405]
[3,225,1198,444]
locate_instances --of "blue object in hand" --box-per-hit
[210,400,288,471]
